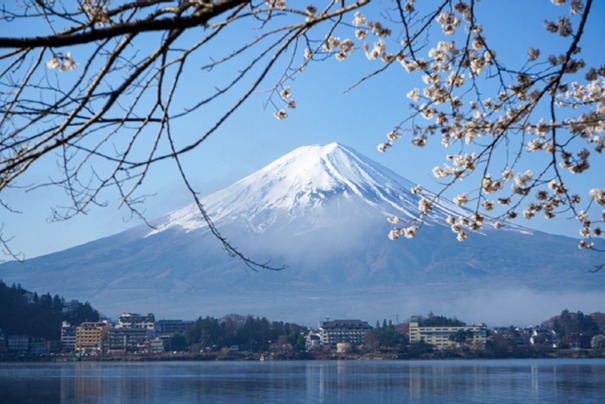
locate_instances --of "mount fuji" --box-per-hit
[1,143,603,325]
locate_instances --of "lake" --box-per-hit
[1,359,604,403]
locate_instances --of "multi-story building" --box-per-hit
[318,319,372,345]
[61,321,76,352]
[117,313,155,329]
[7,335,29,355]
[408,316,487,349]
[155,320,193,336]
[29,337,47,356]
[106,327,149,354]
[75,321,110,354]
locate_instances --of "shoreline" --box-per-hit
[3,348,605,363]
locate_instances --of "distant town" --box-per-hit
[1,280,605,360]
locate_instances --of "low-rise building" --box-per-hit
[336,342,353,353]
[76,321,110,354]
[149,337,165,353]
[408,316,487,349]
[530,329,557,345]
[305,332,321,351]
[318,319,372,345]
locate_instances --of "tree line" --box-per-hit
[171,314,307,353]
[416,313,466,327]
[0,280,99,340]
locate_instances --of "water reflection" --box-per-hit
[0,363,61,403]
[531,364,539,400]
[407,361,491,402]
[1,359,604,403]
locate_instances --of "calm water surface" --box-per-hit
[1,359,604,403]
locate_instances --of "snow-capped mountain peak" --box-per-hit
[148,143,465,236]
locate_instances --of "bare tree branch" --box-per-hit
[0,0,370,268]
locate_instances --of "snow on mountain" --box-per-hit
[148,142,468,236]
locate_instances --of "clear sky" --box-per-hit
[2,0,604,260]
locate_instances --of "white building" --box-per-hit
[117,313,155,330]
[408,316,487,349]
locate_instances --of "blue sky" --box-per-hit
[2,0,604,260]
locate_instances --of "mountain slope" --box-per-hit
[1,143,603,325]
[148,143,462,235]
